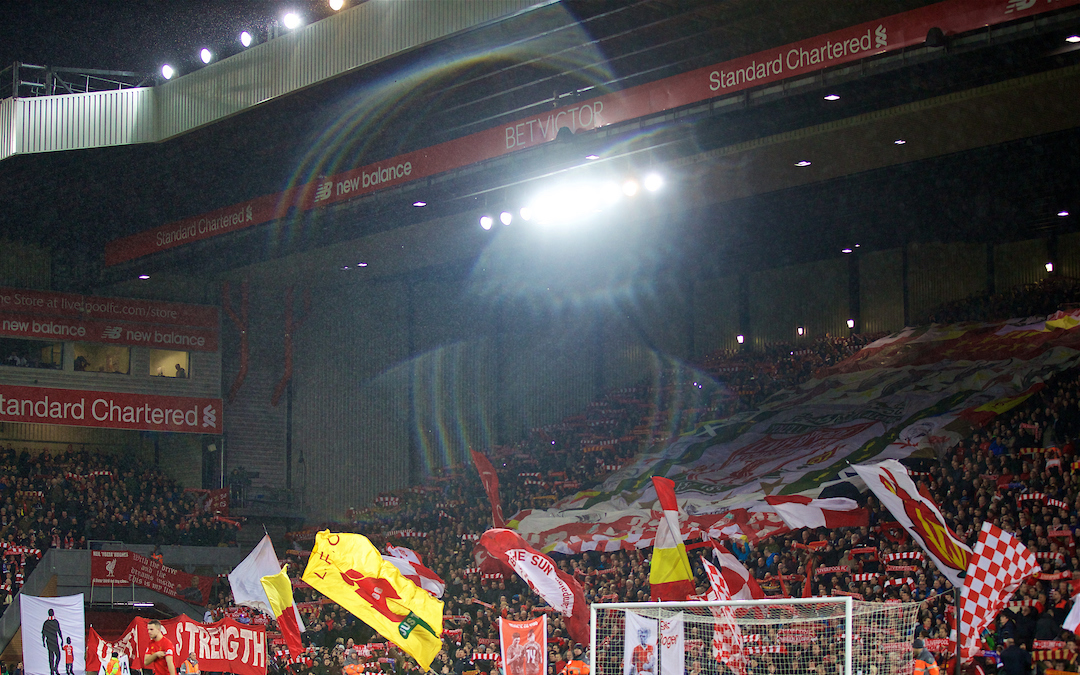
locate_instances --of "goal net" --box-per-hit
[591,597,922,675]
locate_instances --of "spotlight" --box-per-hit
[519,206,532,221]
[894,139,907,145]
[200,48,213,64]
[357,262,368,267]
[842,248,853,254]
[1046,262,1054,273]
[736,334,745,344]
[240,31,253,47]
[283,12,303,29]
[500,211,513,226]
[585,154,600,160]
[480,216,493,230]
[643,173,663,192]
[1067,35,1080,43]
[161,64,174,80]
[622,180,639,196]
[329,0,345,9]
[797,326,805,336]
[413,201,427,207]
[138,275,150,280]
[847,319,855,329]
[795,160,812,167]
[341,265,350,270]
[1059,211,1070,217]
[823,94,841,101]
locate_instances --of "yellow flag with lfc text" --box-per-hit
[302,531,444,669]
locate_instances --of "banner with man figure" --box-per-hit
[499,617,546,675]
[623,612,657,675]
[20,594,85,675]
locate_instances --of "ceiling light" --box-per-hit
[200,48,213,64]
[240,31,253,47]
[1046,262,1055,273]
[357,262,368,267]
[413,201,427,207]
[500,211,513,226]
[847,319,855,329]
[138,275,150,280]
[894,139,907,145]
[823,94,841,101]
[161,64,174,80]
[795,160,811,167]
[842,248,853,254]
[1059,211,1070,217]
[283,12,303,30]
[855,244,861,248]
[622,180,639,196]
[585,154,600,160]
[643,173,663,192]
[480,216,493,230]
[1067,35,1080,43]
[329,0,345,9]
[341,265,350,270]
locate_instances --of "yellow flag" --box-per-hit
[302,531,444,669]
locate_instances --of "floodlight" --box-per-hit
[500,211,513,226]
[413,201,427,207]
[283,12,303,29]
[797,326,805,336]
[847,319,855,329]
[138,275,150,280]
[329,0,345,9]
[736,335,745,344]
[824,94,841,101]
[842,248,853,254]
[622,180,639,196]
[894,139,907,145]
[480,216,494,230]
[795,160,812,167]
[585,154,599,160]
[643,173,663,192]
[1046,262,1054,273]
[200,48,213,64]
[161,64,174,80]
[519,207,532,221]
[357,262,368,267]
[240,31,253,47]
[1067,35,1080,43]
[1059,211,1070,217]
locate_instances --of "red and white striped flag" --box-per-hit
[700,558,748,675]
[709,541,764,601]
[763,495,868,530]
[384,556,446,598]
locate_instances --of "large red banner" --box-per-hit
[86,616,266,675]
[0,385,222,434]
[104,0,1080,266]
[0,287,217,328]
[0,311,218,351]
[91,550,214,605]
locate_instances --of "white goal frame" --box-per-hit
[591,597,855,675]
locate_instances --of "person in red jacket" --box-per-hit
[912,639,940,675]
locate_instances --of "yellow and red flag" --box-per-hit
[649,476,695,601]
[302,531,443,669]
[261,565,304,656]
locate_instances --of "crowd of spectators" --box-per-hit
[918,275,1080,326]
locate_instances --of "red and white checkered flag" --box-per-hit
[700,559,748,675]
[959,521,1041,661]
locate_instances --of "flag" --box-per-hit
[658,613,684,675]
[470,449,506,528]
[623,612,657,675]
[384,556,445,598]
[763,495,868,530]
[386,545,421,565]
[958,522,1040,661]
[499,616,546,675]
[700,559,748,675]
[302,531,444,669]
[1064,594,1080,634]
[227,534,306,656]
[649,476,695,602]
[852,460,972,588]
[708,542,764,601]
[476,528,590,646]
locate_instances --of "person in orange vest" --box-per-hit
[104,652,123,675]
[911,639,940,675]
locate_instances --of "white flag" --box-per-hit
[623,612,658,675]
[21,594,85,675]
[659,613,683,675]
[227,534,306,631]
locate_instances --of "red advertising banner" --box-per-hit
[105,0,1080,266]
[0,384,222,434]
[0,287,218,328]
[91,550,213,605]
[0,311,218,351]
[86,616,266,675]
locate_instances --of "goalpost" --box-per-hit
[591,597,922,675]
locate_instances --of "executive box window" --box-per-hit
[73,343,130,374]
[149,349,190,378]
[0,337,62,370]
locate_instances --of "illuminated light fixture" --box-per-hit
[842,248,853,254]
[601,182,621,205]
[797,326,805,336]
[736,334,745,344]
[1046,262,1055,273]
[894,139,907,145]
[1059,210,1070,217]
[519,206,532,221]
[585,154,600,160]
[329,0,345,9]
[622,179,639,196]
[480,216,494,230]
[413,201,426,207]
[132,602,155,608]
[357,262,368,267]
[643,173,663,192]
[855,244,861,247]
[341,265,350,270]
[847,319,855,329]
[1067,35,1080,43]
[823,94,841,101]
[795,160,812,167]
[138,275,150,280]
[282,12,303,29]
[161,64,174,80]
[240,31,253,47]
[500,211,513,226]
[200,48,213,64]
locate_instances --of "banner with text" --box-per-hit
[0,385,221,434]
[0,311,218,351]
[91,550,213,605]
[0,287,218,329]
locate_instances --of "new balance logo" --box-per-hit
[102,326,122,340]
[1004,0,1037,12]
[202,405,217,429]
[315,181,333,202]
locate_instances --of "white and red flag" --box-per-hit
[763,495,868,530]
[384,555,446,598]
[227,534,305,657]
[700,558,748,675]
[708,541,764,601]
[386,544,421,565]
[470,449,506,528]
[958,521,1040,661]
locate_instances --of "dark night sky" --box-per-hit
[0,0,341,77]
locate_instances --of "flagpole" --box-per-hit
[954,585,961,675]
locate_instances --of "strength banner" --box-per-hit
[86,616,266,675]
[623,612,657,675]
[21,594,85,675]
[499,616,546,675]
[90,551,213,605]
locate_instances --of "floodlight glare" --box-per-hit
[500,211,513,226]
[1059,211,1070,217]
[1046,262,1055,272]
[200,48,213,64]
[283,12,303,29]
[795,160,812,167]
[413,201,427,207]
[329,0,345,9]
[643,173,663,192]
[1067,35,1080,43]
[622,180,639,196]
[736,334,745,344]
[138,275,151,280]
[847,319,855,329]
[842,248,853,254]
[797,326,805,336]
[894,139,907,145]
[480,216,494,230]
[161,64,174,80]
[585,154,600,160]
[519,206,532,221]
[240,31,253,47]
[823,94,841,101]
